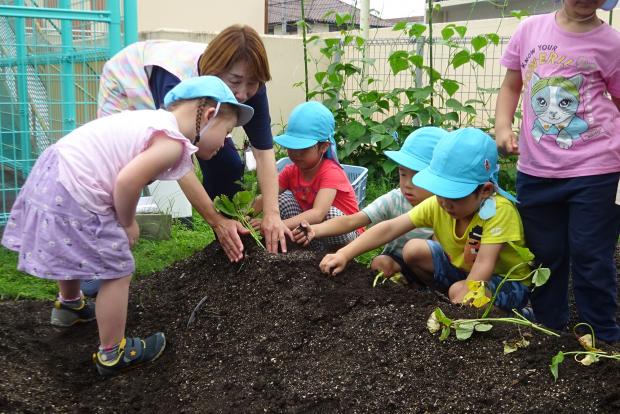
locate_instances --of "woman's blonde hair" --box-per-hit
[198,25,271,84]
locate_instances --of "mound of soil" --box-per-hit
[1,239,619,413]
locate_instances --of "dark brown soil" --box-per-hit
[1,240,619,414]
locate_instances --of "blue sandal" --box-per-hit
[93,333,166,376]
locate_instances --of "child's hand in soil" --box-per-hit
[320,251,348,276]
[370,254,401,278]
[292,221,314,246]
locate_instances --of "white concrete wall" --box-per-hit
[136,0,266,34]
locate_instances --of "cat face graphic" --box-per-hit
[531,74,583,125]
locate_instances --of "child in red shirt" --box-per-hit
[254,102,359,248]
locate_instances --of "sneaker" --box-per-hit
[50,298,96,327]
[93,333,166,377]
[80,279,102,298]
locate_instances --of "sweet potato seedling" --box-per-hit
[427,263,556,341]
[214,183,264,249]
[549,323,620,381]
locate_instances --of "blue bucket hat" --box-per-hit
[275,101,340,164]
[163,76,254,127]
[384,127,448,172]
[413,127,516,203]
[601,0,618,11]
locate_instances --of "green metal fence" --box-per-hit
[0,0,136,226]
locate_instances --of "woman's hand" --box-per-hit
[319,251,349,276]
[261,212,292,254]
[123,219,140,248]
[212,216,249,262]
[292,220,315,246]
[370,255,401,278]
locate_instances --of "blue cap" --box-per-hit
[163,76,254,127]
[413,127,515,202]
[384,127,448,172]
[274,101,335,149]
[601,0,618,11]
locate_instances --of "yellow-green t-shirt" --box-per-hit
[408,195,534,284]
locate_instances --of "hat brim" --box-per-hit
[234,103,254,127]
[274,134,320,149]
[384,151,429,172]
[601,0,618,10]
[412,167,479,199]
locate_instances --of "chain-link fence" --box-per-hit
[341,35,511,128]
[0,0,134,226]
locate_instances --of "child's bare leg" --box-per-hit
[402,239,435,286]
[57,280,82,299]
[96,275,131,347]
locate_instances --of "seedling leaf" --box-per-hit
[576,353,600,366]
[474,323,493,332]
[532,267,551,287]
[455,321,475,340]
[503,337,530,354]
[427,311,441,334]
[550,351,565,381]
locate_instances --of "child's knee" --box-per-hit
[402,239,432,266]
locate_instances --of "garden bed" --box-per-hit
[1,240,619,413]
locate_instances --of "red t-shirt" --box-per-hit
[278,159,359,215]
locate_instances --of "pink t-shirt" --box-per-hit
[55,109,197,214]
[278,159,359,215]
[501,12,620,178]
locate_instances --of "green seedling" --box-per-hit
[549,323,620,381]
[427,307,559,342]
[372,271,406,287]
[213,183,264,249]
[464,262,551,319]
[428,263,554,342]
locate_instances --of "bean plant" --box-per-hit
[303,12,501,178]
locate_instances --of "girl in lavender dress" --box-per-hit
[1,76,253,376]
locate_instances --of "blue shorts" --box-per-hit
[426,240,529,312]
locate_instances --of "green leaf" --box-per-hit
[452,50,470,69]
[439,326,451,341]
[474,323,493,332]
[345,121,366,139]
[471,52,485,67]
[550,351,565,381]
[369,124,387,134]
[471,35,488,52]
[232,191,254,213]
[388,50,410,75]
[532,267,551,287]
[455,321,475,340]
[392,21,407,31]
[446,98,464,111]
[444,112,459,123]
[408,23,427,38]
[487,33,500,45]
[441,79,460,97]
[213,195,237,218]
[441,26,454,40]
[454,25,467,38]
[408,54,424,68]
